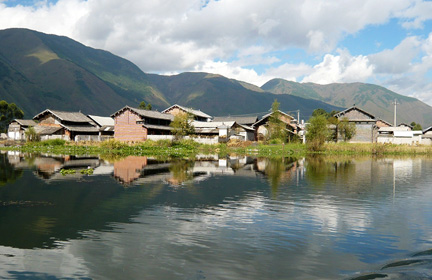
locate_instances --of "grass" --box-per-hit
[2,139,432,159]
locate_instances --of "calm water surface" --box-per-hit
[0,152,432,279]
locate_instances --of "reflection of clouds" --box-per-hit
[0,245,89,279]
[306,198,371,233]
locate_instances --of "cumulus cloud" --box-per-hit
[302,49,374,84]
[369,36,421,74]
[0,0,417,72]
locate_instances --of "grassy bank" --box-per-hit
[2,139,432,158]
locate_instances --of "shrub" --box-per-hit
[39,139,66,146]
[100,139,128,149]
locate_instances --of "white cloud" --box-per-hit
[302,49,374,84]
[0,0,417,73]
[369,36,421,74]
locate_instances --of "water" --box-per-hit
[1,152,432,279]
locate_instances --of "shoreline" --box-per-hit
[2,139,432,158]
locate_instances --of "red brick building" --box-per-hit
[111,106,174,142]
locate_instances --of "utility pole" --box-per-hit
[392,99,399,127]
[297,110,300,124]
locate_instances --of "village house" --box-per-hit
[333,106,393,143]
[398,123,413,130]
[253,110,298,141]
[111,106,174,142]
[7,119,37,140]
[192,121,255,143]
[377,127,423,145]
[33,109,100,141]
[87,115,115,141]
[162,104,212,122]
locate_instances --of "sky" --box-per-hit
[2,0,432,105]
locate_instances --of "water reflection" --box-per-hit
[1,152,432,279]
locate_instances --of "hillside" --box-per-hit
[0,28,169,117]
[262,79,432,126]
[147,72,339,118]
[0,28,340,119]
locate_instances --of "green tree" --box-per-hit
[0,100,24,132]
[25,126,40,142]
[170,112,195,141]
[306,114,329,151]
[267,99,287,142]
[312,108,330,118]
[337,117,356,142]
[138,101,152,110]
[411,122,422,130]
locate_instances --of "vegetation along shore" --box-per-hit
[2,138,432,159]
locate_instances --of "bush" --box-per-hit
[39,139,66,146]
[100,139,128,149]
[306,114,329,152]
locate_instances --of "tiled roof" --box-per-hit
[14,119,37,127]
[34,126,63,135]
[111,106,174,121]
[334,106,376,120]
[162,104,212,119]
[34,109,92,123]
[61,124,100,133]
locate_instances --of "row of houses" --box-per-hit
[7,104,299,143]
[333,106,432,145]
[8,103,432,145]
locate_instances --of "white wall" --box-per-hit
[148,135,174,141]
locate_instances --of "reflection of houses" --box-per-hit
[7,119,37,140]
[112,156,172,185]
[113,156,149,184]
[253,110,298,141]
[111,106,174,142]
[87,115,115,141]
[334,106,391,143]
[162,104,212,122]
[33,109,100,141]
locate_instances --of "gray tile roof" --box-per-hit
[14,119,37,127]
[61,124,100,133]
[34,109,93,123]
[162,104,212,119]
[111,106,174,121]
[34,126,63,135]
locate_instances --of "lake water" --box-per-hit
[1,152,432,279]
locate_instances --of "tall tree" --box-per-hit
[306,114,329,151]
[170,112,195,141]
[267,99,287,142]
[0,100,24,132]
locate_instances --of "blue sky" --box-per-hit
[2,0,432,105]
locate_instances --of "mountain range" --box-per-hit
[0,28,431,125]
